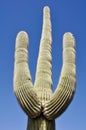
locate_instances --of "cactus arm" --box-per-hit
[14,31,42,118]
[43,32,76,120]
[34,6,52,90]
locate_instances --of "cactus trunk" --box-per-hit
[27,116,55,130]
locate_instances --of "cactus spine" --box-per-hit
[14,6,76,130]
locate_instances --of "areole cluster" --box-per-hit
[14,6,76,130]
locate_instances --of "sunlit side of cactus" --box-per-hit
[13,6,76,130]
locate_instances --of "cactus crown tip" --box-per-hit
[43,6,50,13]
[63,32,74,37]
[16,31,28,49]
[17,31,28,37]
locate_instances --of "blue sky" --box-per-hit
[0,0,86,130]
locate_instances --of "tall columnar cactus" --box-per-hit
[14,6,76,130]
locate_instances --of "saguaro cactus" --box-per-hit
[14,6,76,130]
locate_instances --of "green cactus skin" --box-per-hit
[14,6,76,130]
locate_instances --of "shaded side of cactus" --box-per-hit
[13,6,76,130]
